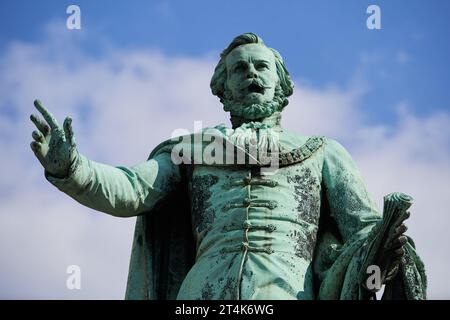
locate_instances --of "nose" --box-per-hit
[246,64,258,79]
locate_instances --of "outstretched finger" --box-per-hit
[30,114,50,136]
[30,141,43,156]
[32,130,44,143]
[34,99,59,129]
[63,117,76,147]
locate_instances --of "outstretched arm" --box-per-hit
[30,100,181,217]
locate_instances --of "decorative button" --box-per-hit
[267,201,277,210]
[243,198,251,207]
[243,177,251,185]
[241,242,249,249]
[252,201,278,209]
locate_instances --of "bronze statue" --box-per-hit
[30,33,426,299]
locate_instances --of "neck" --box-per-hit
[230,112,282,129]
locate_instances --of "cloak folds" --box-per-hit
[124,132,427,300]
[125,164,195,300]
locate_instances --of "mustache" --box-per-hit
[239,78,271,90]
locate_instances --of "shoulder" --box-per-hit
[321,137,360,172]
[323,137,350,155]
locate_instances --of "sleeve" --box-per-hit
[314,138,382,299]
[315,139,426,299]
[45,152,181,217]
[322,139,382,242]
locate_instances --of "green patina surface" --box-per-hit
[30,33,426,300]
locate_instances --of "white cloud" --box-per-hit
[1,24,449,299]
[353,108,450,299]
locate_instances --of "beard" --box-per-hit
[222,86,285,120]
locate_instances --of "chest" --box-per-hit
[187,162,323,234]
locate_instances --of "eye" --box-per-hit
[233,63,247,72]
[255,62,269,70]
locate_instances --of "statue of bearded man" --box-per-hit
[29,33,426,300]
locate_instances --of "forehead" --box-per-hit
[225,44,275,66]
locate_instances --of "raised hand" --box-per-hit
[30,100,78,178]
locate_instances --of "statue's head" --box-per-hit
[210,33,294,122]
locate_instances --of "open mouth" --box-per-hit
[247,83,265,94]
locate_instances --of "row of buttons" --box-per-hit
[220,242,274,254]
[223,199,278,211]
[222,177,279,189]
[221,172,277,255]
[223,221,277,232]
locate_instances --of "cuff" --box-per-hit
[45,153,93,194]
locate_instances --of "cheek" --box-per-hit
[261,70,278,84]
[227,77,240,91]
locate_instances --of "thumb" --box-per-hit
[30,141,47,168]
[63,117,76,147]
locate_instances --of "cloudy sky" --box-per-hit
[0,0,449,299]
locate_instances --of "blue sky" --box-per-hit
[0,1,449,299]
[1,0,449,124]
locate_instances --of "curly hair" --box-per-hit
[210,33,294,109]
